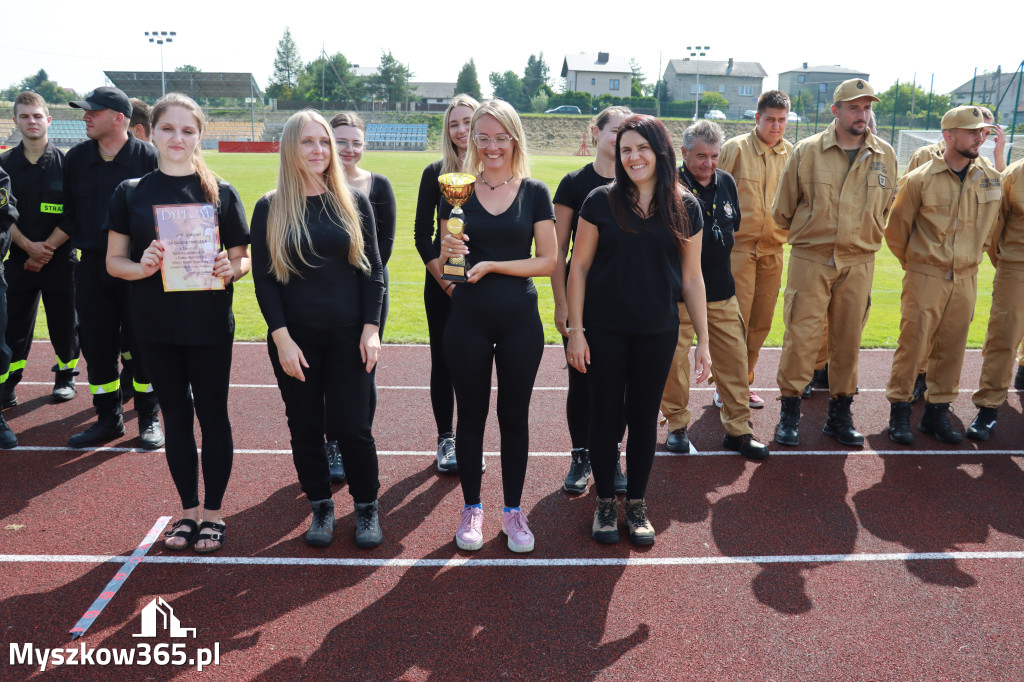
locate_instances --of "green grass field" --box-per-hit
[33,151,997,347]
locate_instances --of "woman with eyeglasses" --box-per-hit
[551,105,632,495]
[440,99,556,553]
[566,114,708,546]
[414,94,479,475]
[661,119,769,462]
[325,113,396,485]
[251,110,384,549]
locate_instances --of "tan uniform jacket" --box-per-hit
[885,156,1003,280]
[718,129,792,256]
[772,121,897,269]
[988,159,1024,271]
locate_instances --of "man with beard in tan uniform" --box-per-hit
[885,106,1003,444]
[771,78,896,447]
[718,90,792,408]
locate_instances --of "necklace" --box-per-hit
[480,174,515,190]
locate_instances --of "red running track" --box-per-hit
[1,340,1023,680]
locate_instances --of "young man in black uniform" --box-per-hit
[0,92,80,411]
[0,166,21,447]
[63,87,163,449]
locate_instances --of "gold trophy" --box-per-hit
[438,172,476,282]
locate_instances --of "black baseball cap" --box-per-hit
[70,87,132,118]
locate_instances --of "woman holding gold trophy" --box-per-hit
[414,94,479,475]
[566,115,710,546]
[440,100,556,553]
[251,110,385,549]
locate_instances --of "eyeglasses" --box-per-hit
[473,134,514,148]
[335,139,364,150]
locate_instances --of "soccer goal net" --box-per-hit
[897,129,1020,173]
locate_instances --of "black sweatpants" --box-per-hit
[269,323,380,504]
[424,274,455,438]
[140,340,234,511]
[444,282,543,508]
[75,252,158,418]
[5,256,79,379]
[586,326,678,500]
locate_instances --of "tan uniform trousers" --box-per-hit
[660,297,752,436]
[777,255,874,397]
[973,267,1024,407]
[730,250,783,383]
[885,270,977,404]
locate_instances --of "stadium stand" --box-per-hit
[365,123,428,150]
[46,120,88,147]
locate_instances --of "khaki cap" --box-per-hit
[941,105,995,130]
[833,79,880,104]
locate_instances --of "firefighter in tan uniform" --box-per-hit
[884,105,1003,444]
[718,90,792,408]
[771,78,896,447]
[965,158,1024,440]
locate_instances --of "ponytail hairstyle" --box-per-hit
[264,109,368,283]
[441,93,480,174]
[590,105,632,146]
[329,111,366,133]
[609,114,691,249]
[150,93,220,206]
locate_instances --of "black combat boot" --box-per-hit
[887,401,913,444]
[823,395,864,446]
[918,402,963,444]
[774,396,801,446]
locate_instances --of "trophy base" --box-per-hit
[441,263,467,282]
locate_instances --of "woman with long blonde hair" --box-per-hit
[251,109,385,549]
[413,93,479,474]
[106,92,251,553]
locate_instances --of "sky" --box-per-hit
[2,1,1022,103]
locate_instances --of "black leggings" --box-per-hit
[586,326,678,500]
[140,340,234,511]
[562,336,627,450]
[269,323,380,504]
[445,283,543,507]
[424,274,454,437]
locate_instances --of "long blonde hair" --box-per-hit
[441,94,480,175]
[151,93,220,206]
[265,110,368,283]
[464,100,531,179]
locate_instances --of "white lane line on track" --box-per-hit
[14,446,1024,456]
[4,550,1024,568]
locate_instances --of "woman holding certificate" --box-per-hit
[440,99,556,553]
[106,93,251,554]
[251,110,385,549]
[566,115,709,546]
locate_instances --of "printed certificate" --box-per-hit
[153,203,223,292]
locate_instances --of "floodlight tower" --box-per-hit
[687,45,710,119]
[145,31,176,97]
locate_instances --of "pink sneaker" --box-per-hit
[749,390,765,409]
[455,507,484,551]
[501,509,535,553]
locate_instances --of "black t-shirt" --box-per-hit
[440,177,555,299]
[414,159,444,265]
[578,185,703,334]
[64,134,158,253]
[0,142,72,263]
[106,171,250,345]
[678,166,741,302]
[251,190,384,332]
[553,163,615,269]
[367,172,396,268]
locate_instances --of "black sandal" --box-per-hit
[164,519,199,551]
[194,521,226,554]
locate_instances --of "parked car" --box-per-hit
[787,112,802,123]
[545,105,582,115]
[704,109,727,120]
[742,109,757,120]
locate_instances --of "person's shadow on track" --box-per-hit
[710,454,857,614]
[853,454,1024,587]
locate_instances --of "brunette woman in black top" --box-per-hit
[413,94,479,474]
[552,105,631,495]
[441,100,556,553]
[106,93,251,553]
[251,110,385,549]
[566,115,710,546]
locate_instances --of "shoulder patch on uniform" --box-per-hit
[723,201,735,218]
[979,177,1001,190]
[0,187,8,208]
[878,174,887,188]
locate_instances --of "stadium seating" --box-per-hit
[205,121,265,142]
[365,123,428,151]
[47,120,88,147]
